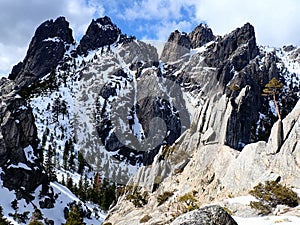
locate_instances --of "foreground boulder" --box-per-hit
[171,205,238,225]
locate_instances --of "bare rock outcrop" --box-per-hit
[160,30,191,62]
[0,78,46,193]
[77,16,121,56]
[9,17,74,88]
[171,205,238,225]
[105,99,300,225]
[189,24,215,49]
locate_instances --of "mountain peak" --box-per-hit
[33,16,74,44]
[8,16,74,86]
[160,29,191,62]
[76,16,121,56]
[189,23,215,49]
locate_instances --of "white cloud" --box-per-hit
[189,0,300,46]
[118,0,300,47]
[122,0,184,21]
[156,20,194,40]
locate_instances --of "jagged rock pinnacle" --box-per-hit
[189,23,215,49]
[76,16,121,56]
[9,16,74,87]
[160,30,191,62]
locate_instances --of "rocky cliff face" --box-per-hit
[161,23,215,63]
[10,16,189,184]
[8,17,74,87]
[104,97,300,225]
[104,23,300,224]
[0,78,46,194]
[160,30,191,62]
[189,24,215,49]
[76,16,121,56]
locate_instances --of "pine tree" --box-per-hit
[0,206,12,225]
[64,206,85,225]
[100,179,116,210]
[52,98,61,122]
[67,140,75,172]
[77,176,84,200]
[77,152,85,175]
[60,100,68,120]
[61,174,66,186]
[262,77,284,120]
[68,152,76,172]
[66,175,73,192]
[44,145,56,181]
[63,140,69,170]
[83,175,90,201]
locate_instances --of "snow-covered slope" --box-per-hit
[28,39,163,185]
[0,168,105,224]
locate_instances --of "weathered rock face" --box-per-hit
[76,16,121,56]
[161,24,215,63]
[9,17,74,88]
[105,22,299,224]
[160,30,191,62]
[189,24,215,49]
[0,78,46,193]
[96,64,189,166]
[204,23,258,69]
[105,98,300,225]
[165,22,298,150]
[171,205,238,225]
[165,23,262,150]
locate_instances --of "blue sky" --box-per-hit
[1,0,300,76]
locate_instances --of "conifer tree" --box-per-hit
[66,175,73,192]
[0,206,11,225]
[44,145,56,181]
[64,206,85,225]
[67,140,75,172]
[63,141,69,170]
[83,175,91,201]
[77,152,85,175]
[77,176,84,201]
[262,77,284,120]
[100,179,116,210]
[68,152,76,172]
[61,174,66,186]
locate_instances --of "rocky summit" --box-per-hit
[0,15,300,225]
[9,17,74,87]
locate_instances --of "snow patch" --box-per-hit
[43,37,61,42]
[24,145,37,163]
[7,163,31,171]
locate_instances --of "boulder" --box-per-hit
[171,205,238,225]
